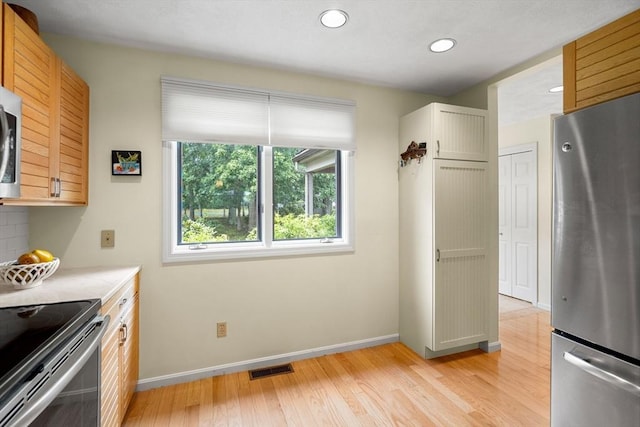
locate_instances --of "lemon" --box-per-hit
[32,249,54,263]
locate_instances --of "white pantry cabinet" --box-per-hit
[399,103,490,357]
[402,102,488,162]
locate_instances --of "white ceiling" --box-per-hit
[498,57,564,126]
[8,0,640,124]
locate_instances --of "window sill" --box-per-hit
[162,240,354,264]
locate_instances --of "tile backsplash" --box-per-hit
[0,206,29,262]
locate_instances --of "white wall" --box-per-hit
[499,116,553,309]
[28,35,440,381]
[448,48,561,340]
[0,206,29,263]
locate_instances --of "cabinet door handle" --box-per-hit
[119,322,128,344]
[119,298,128,308]
[436,249,440,262]
[436,140,440,156]
[50,178,61,197]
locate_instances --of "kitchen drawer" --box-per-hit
[101,276,138,325]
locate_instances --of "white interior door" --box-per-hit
[498,155,512,295]
[498,145,537,303]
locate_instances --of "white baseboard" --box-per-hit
[136,334,399,392]
[536,302,551,311]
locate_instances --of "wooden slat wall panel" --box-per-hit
[576,34,640,75]
[564,8,640,112]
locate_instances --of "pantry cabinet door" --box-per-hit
[433,159,489,351]
[432,104,488,161]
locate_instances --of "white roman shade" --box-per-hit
[161,77,269,145]
[269,94,356,150]
[161,76,356,150]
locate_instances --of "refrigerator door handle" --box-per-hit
[563,351,640,396]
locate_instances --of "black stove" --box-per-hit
[0,299,101,403]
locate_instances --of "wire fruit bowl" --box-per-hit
[0,258,60,289]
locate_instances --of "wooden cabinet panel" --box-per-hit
[2,3,89,206]
[564,8,640,112]
[101,324,121,427]
[120,294,140,417]
[58,61,89,204]
[100,274,140,426]
[2,3,57,201]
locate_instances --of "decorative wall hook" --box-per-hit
[400,141,427,166]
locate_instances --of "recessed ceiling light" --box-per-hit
[549,85,564,93]
[320,9,348,28]
[429,38,456,53]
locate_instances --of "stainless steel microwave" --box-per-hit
[0,86,22,199]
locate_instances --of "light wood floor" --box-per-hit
[123,296,551,426]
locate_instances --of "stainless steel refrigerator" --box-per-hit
[552,92,640,426]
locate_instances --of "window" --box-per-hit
[161,77,355,262]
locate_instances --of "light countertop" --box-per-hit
[0,265,141,308]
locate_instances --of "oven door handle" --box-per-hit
[9,315,111,427]
[0,105,10,182]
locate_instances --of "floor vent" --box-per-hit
[248,363,294,380]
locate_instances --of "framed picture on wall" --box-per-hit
[112,150,142,175]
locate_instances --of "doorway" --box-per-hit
[498,143,537,303]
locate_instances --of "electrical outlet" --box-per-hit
[101,230,115,248]
[216,322,227,338]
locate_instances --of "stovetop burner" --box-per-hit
[0,299,101,399]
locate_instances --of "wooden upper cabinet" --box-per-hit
[564,8,640,113]
[3,3,57,201]
[2,3,89,205]
[58,61,89,204]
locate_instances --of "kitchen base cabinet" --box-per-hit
[101,273,139,426]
